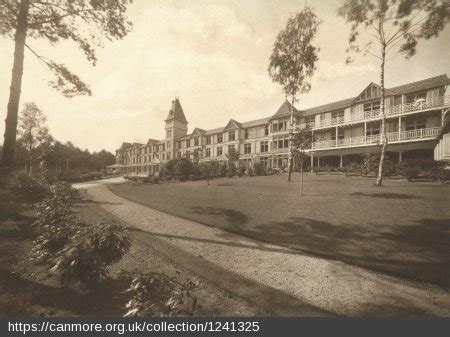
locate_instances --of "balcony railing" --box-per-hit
[301,95,450,130]
[311,126,441,150]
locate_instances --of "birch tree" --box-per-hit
[338,0,449,186]
[268,7,321,182]
[292,126,313,196]
[0,0,132,173]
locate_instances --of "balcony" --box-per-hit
[311,126,441,150]
[303,95,450,130]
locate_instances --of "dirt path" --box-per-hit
[75,178,450,316]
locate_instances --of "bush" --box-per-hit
[191,164,202,181]
[124,272,199,317]
[32,181,79,261]
[405,166,421,181]
[253,163,266,176]
[175,157,193,181]
[362,151,393,176]
[12,173,50,202]
[220,164,228,177]
[51,223,131,287]
[228,163,237,178]
[248,167,254,177]
[238,166,246,177]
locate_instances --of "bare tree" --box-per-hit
[0,0,132,173]
[268,7,321,182]
[338,0,449,186]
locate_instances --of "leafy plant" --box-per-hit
[253,163,266,176]
[51,223,131,287]
[124,272,199,317]
[12,172,50,202]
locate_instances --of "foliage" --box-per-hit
[238,166,246,177]
[32,181,79,261]
[338,0,450,186]
[220,163,228,177]
[124,272,199,317]
[228,163,237,178]
[253,163,266,176]
[225,147,240,163]
[1,0,133,97]
[11,172,50,202]
[362,151,394,176]
[248,167,254,177]
[50,222,131,287]
[174,157,193,181]
[268,7,321,99]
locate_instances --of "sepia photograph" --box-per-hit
[0,0,449,334]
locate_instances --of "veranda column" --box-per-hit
[340,155,343,168]
[310,153,314,173]
[398,116,402,141]
[335,127,338,146]
[364,122,367,143]
[398,151,403,162]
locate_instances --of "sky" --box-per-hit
[0,0,449,153]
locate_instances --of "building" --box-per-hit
[115,74,450,175]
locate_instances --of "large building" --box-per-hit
[115,74,449,175]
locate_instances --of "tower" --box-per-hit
[165,98,188,160]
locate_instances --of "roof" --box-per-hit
[204,127,224,135]
[299,74,449,118]
[146,138,159,145]
[120,142,132,150]
[388,74,449,95]
[269,100,300,120]
[241,117,271,128]
[165,98,188,123]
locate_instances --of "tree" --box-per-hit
[292,126,313,196]
[268,7,321,182]
[225,147,240,177]
[17,102,53,175]
[338,0,449,186]
[1,0,132,173]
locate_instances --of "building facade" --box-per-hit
[115,74,450,175]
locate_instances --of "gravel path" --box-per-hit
[76,178,450,316]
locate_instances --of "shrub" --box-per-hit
[405,166,421,181]
[253,163,266,176]
[248,167,254,177]
[175,157,193,181]
[12,173,50,202]
[228,163,237,178]
[220,164,228,177]
[238,166,246,177]
[191,164,202,181]
[51,222,131,287]
[32,182,79,261]
[124,272,199,317]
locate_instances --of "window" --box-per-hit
[186,139,190,147]
[166,130,172,138]
[264,125,269,136]
[205,148,211,157]
[167,141,171,149]
[167,153,171,160]
[206,135,211,145]
[229,131,235,141]
[162,153,165,160]
[331,128,345,140]
[366,123,380,136]
[245,130,249,139]
[217,147,223,156]
[217,134,223,143]
[194,137,199,146]
[260,141,269,153]
[185,151,190,158]
[405,118,426,131]
[272,123,278,132]
[228,145,235,152]
[244,143,251,154]
[177,151,181,158]
[406,91,427,104]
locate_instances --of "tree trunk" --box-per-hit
[300,161,304,196]
[376,42,387,186]
[1,0,29,173]
[287,96,295,182]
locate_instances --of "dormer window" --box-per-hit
[229,131,236,141]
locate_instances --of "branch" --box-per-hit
[28,8,97,27]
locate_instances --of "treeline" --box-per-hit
[0,102,115,178]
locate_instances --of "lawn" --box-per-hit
[109,173,450,288]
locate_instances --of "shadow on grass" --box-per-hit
[248,217,450,288]
[191,207,248,226]
[351,192,421,199]
[73,198,123,206]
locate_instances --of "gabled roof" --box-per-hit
[146,138,159,146]
[241,117,271,128]
[269,100,299,120]
[192,127,206,135]
[388,74,449,95]
[223,119,242,131]
[120,142,132,150]
[204,127,224,135]
[165,98,188,123]
[300,97,354,117]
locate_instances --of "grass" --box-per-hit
[109,173,450,288]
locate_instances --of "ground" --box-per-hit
[109,173,450,288]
